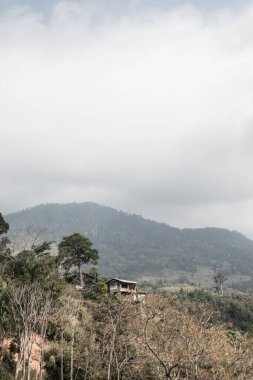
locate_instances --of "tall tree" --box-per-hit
[213,272,227,296]
[0,213,9,235]
[58,233,99,287]
[0,213,10,260]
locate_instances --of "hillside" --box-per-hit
[5,203,253,288]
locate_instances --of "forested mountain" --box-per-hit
[5,203,253,282]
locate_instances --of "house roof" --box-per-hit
[107,278,138,285]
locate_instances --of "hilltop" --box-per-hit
[5,203,253,289]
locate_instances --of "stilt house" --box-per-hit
[106,278,146,301]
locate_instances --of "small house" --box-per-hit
[107,278,137,295]
[107,278,146,301]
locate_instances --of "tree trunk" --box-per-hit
[107,328,116,380]
[70,328,75,380]
[0,325,4,360]
[107,346,113,380]
[61,330,64,380]
[220,284,223,296]
[23,330,28,380]
[27,353,31,380]
[15,332,24,380]
[15,353,22,380]
[27,333,33,380]
[79,265,84,287]
[39,335,45,380]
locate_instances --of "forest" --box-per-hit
[2,212,253,379]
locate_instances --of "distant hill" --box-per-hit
[5,203,253,288]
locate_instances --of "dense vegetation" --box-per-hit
[5,203,253,285]
[2,212,253,379]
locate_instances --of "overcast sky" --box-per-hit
[2,0,253,237]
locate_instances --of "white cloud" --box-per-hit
[1,1,253,236]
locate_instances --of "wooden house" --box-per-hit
[107,278,137,295]
[106,278,146,301]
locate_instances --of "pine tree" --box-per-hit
[58,233,99,287]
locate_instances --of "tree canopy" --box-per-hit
[214,272,227,296]
[0,213,9,235]
[58,233,99,287]
[0,213,10,270]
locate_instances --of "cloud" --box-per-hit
[1,1,253,236]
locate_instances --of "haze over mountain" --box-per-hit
[2,0,253,239]
[5,203,253,289]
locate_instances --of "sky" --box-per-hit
[1,0,253,237]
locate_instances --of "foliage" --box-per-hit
[138,295,253,380]
[0,363,14,380]
[179,288,253,334]
[32,240,55,256]
[0,216,65,380]
[58,233,99,286]
[0,212,11,268]
[82,279,108,300]
[0,213,9,235]
[44,347,70,380]
[4,250,63,295]
[3,211,253,379]
[3,277,253,379]
[213,271,227,295]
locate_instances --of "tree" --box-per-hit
[58,233,99,287]
[32,240,54,257]
[214,272,227,296]
[0,213,10,264]
[2,237,63,379]
[0,213,9,235]
[7,285,53,380]
[4,249,63,296]
[93,297,138,380]
[0,213,11,359]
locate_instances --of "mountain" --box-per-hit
[5,203,253,287]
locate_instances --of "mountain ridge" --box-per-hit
[5,202,248,238]
[5,202,253,287]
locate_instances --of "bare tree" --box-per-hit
[55,292,82,380]
[138,295,253,380]
[7,285,53,380]
[96,297,138,380]
[37,293,53,380]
